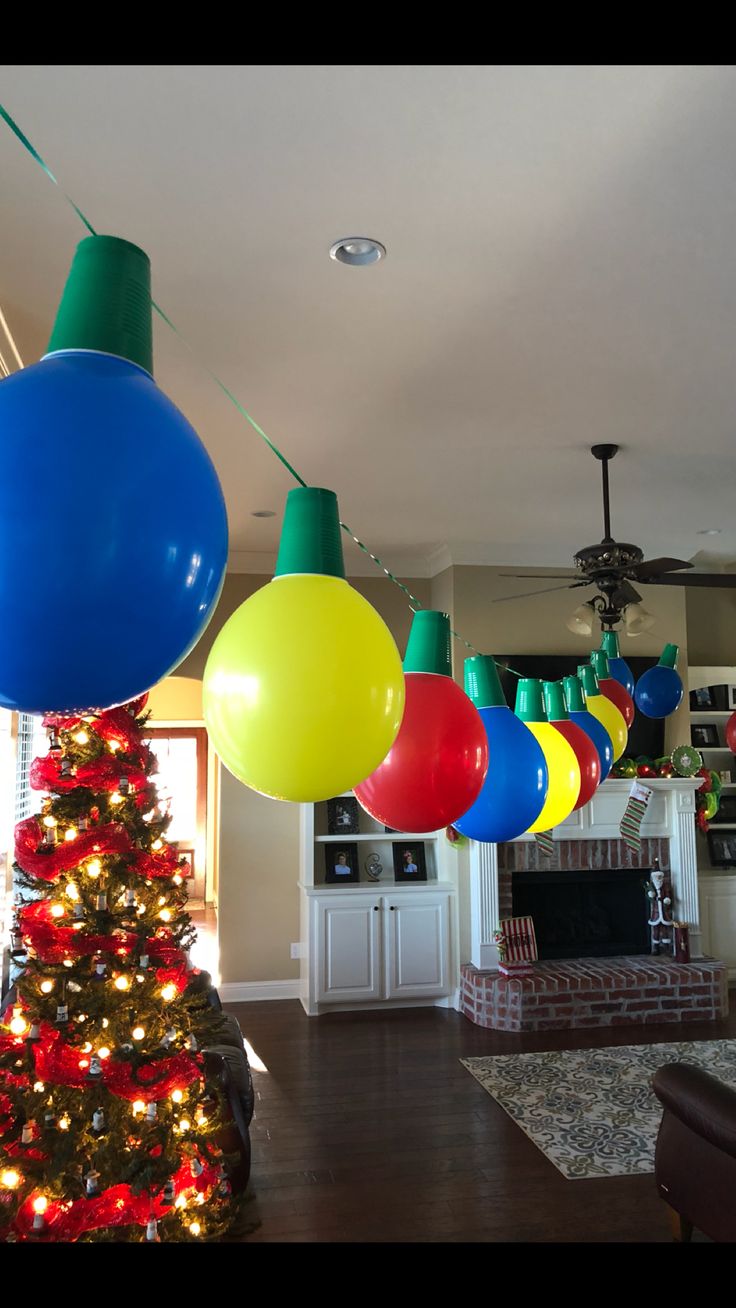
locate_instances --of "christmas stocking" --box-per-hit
[620,781,653,854]
[534,831,555,858]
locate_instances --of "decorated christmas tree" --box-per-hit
[0,694,237,1241]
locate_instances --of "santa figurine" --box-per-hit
[648,863,674,955]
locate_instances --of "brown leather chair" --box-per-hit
[653,1062,736,1242]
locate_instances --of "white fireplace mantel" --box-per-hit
[469,778,702,970]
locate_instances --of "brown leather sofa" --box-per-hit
[192,971,255,1195]
[653,1062,736,1242]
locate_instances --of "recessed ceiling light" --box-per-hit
[697,528,721,536]
[251,509,276,519]
[329,237,386,267]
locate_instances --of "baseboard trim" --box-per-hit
[219,980,301,1003]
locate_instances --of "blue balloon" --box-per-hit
[455,705,548,842]
[569,709,614,782]
[606,656,635,698]
[0,353,228,712]
[634,666,684,720]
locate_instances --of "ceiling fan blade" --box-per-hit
[632,557,694,578]
[493,581,591,603]
[611,581,642,607]
[642,572,736,589]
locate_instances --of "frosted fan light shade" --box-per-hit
[566,602,596,637]
[624,603,655,636]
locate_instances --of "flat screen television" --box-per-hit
[495,655,665,760]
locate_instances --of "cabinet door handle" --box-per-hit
[389,905,395,911]
[373,905,379,911]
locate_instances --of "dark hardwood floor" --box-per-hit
[227,998,736,1243]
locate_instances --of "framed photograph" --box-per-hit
[327,796,360,835]
[710,796,736,825]
[707,831,736,868]
[691,686,715,709]
[719,770,733,785]
[691,724,720,748]
[393,843,427,883]
[325,843,360,885]
[177,848,194,877]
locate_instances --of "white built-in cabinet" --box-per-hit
[689,667,736,974]
[299,800,457,1016]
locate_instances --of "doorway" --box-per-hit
[144,727,209,904]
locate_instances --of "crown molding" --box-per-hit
[227,546,448,579]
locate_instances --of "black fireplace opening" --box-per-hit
[512,867,651,960]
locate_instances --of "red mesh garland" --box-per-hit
[30,755,149,795]
[13,1152,218,1241]
[32,1023,201,1102]
[18,901,189,974]
[14,819,131,881]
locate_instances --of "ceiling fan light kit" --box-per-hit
[566,601,596,636]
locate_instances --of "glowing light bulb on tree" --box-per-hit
[40,980,54,994]
[73,730,89,745]
[543,681,601,810]
[513,680,581,830]
[590,650,635,728]
[1,1169,20,1189]
[203,487,405,802]
[354,612,488,832]
[577,664,628,761]
[454,655,548,842]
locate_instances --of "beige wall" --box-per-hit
[218,769,301,983]
[686,588,736,667]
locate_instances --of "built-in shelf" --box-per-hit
[690,710,735,718]
[696,747,735,754]
[316,832,439,843]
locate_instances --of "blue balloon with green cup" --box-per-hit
[454,655,548,842]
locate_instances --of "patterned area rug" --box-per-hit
[462,1040,736,1179]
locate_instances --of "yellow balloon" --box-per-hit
[524,722,581,831]
[203,574,405,801]
[585,691,628,762]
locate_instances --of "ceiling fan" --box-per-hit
[496,444,736,629]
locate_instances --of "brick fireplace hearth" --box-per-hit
[460,956,729,1031]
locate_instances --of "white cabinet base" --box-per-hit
[303,884,455,1016]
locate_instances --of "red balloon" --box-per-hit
[598,676,635,729]
[354,673,488,832]
[727,712,736,754]
[549,719,600,810]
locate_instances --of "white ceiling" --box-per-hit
[2,64,736,577]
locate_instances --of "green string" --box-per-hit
[0,100,523,675]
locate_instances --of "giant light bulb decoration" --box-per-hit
[0,236,228,712]
[354,611,488,833]
[577,664,628,761]
[600,630,635,698]
[543,680,601,810]
[562,674,614,782]
[203,486,405,802]
[590,649,635,729]
[634,643,684,720]
[514,679,580,831]
[454,655,548,843]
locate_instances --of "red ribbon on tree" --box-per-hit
[14,819,131,881]
[32,1022,201,1102]
[12,1152,218,1241]
[30,755,150,795]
